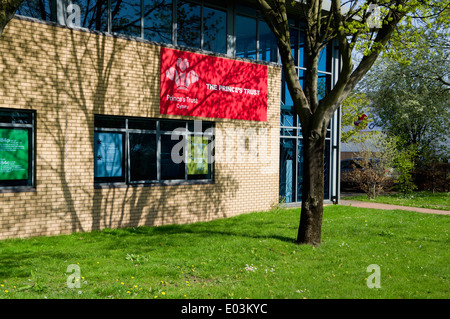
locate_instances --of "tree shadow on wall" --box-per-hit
[0,18,240,238]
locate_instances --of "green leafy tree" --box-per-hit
[256,0,449,245]
[341,91,374,144]
[361,56,449,159]
[393,143,418,196]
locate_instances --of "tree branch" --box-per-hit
[0,0,25,36]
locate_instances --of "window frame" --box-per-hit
[94,115,214,187]
[0,108,35,191]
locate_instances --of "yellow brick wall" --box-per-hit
[0,18,280,239]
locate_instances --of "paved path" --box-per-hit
[338,200,450,216]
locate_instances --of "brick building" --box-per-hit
[0,0,340,239]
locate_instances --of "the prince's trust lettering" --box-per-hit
[205,83,261,95]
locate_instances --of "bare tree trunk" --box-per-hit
[296,130,325,246]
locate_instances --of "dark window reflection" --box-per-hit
[72,0,108,31]
[129,133,157,181]
[16,0,56,21]
[203,6,226,54]
[111,0,142,37]
[177,0,201,49]
[279,138,295,203]
[144,0,172,43]
[236,15,256,59]
[161,134,185,180]
[318,45,329,72]
[290,28,298,66]
[259,21,277,62]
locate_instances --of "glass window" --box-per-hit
[279,138,295,203]
[94,115,213,185]
[236,15,257,60]
[177,0,201,49]
[318,73,331,100]
[281,71,293,107]
[144,0,173,43]
[111,0,142,37]
[161,134,185,180]
[129,133,157,181]
[94,132,125,182]
[203,6,227,54]
[187,135,212,180]
[258,21,278,62]
[290,28,298,66]
[318,45,330,73]
[299,31,305,68]
[16,0,56,21]
[94,116,126,129]
[0,109,35,188]
[128,118,157,130]
[280,105,294,128]
[72,0,108,31]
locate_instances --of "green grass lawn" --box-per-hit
[0,205,448,299]
[345,191,450,211]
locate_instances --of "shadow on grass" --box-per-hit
[102,222,298,245]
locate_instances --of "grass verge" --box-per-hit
[345,191,450,211]
[0,205,448,299]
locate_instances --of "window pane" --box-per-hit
[0,110,32,124]
[203,6,227,54]
[72,0,108,31]
[290,28,298,66]
[299,31,305,68]
[161,134,185,180]
[160,120,186,132]
[187,135,211,180]
[318,45,329,72]
[281,71,293,106]
[128,118,157,130]
[280,105,294,127]
[129,133,157,181]
[94,132,124,179]
[0,128,30,181]
[16,0,56,21]
[236,15,256,59]
[111,0,142,37]
[144,0,172,43]
[177,1,201,49]
[318,73,330,100]
[279,138,295,203]
[94,116,126,129]
[187,120,213,133]
[258,21,278,62]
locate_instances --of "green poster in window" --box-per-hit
[188,136,209,175]
[0,129,29,180]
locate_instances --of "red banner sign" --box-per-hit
[160,47,268,121]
